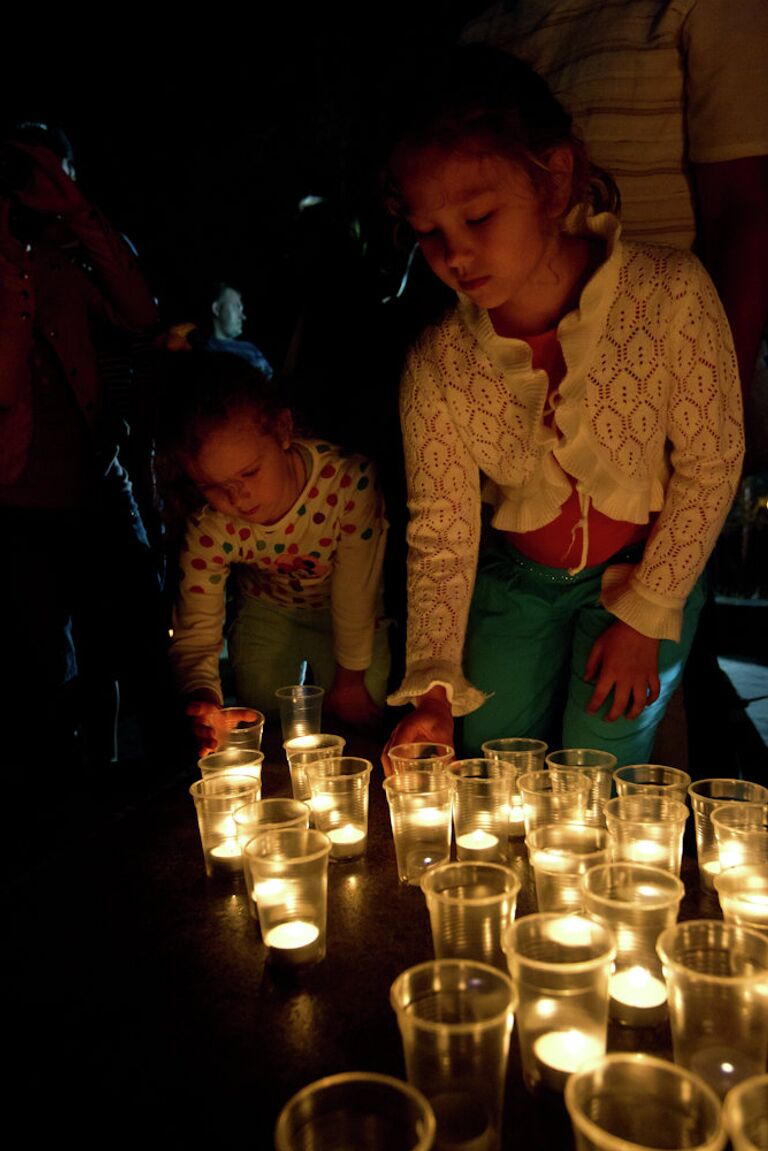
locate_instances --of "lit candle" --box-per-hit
[723,891,768,929]
[626,839,668,866]
[208,838,242,867]
[700,859,721,891]
[609,965,667,1026]
[533,1028,604,1089]
[326,823,366,859]
[413,806,445,828]
[252,877,287,905]
[507,801,525,837]
[311,793,335,815]
[264,919,322,965]
[456,828,500,861]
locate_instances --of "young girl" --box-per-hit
[159,353,389,752]
[383,46,743,768]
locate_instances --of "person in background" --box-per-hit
[196,280,273,377]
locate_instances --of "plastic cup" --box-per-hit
[388,743,454,774]
[390,959,516,1151]
[603,795,688,875]
[275,685,324,743]
[420,862,520,971]
[565,1053,726,1151]
[657,919,768,1098]
[689,780,768,892]
[216,707,265,753]
[449,759,512,863]
[383,771,455,886]
[581,863,684,1026]
[305,757,371,861]
[189,774,261,877]
[712,803,768,873]
[482,738,548,837]
[198,749,264,795]
[546,749,617,827]
[715,865,768,934]
[613,764,691,803]
[504,913,616,1094]
[723,1072,768,1151]
[518,769,590,836]
[246,827,331,967]
[284,734,346,802]
[236,799,311,919]
[274,1071,436,1151]
[526,823,609,913]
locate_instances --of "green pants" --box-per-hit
[463,543,705,766]
[228,593,390,716]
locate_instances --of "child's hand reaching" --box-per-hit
[585,621,661,722]
[325,666,382,729]
[186,693,260,755]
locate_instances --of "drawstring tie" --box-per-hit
[567,486,591,575]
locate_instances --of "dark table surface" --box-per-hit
[2,730,723,1147]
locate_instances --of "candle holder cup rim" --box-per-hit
[688,778,768,804]
[305,756,373,780]
[581,863,685,909]
[546,747,618,770]
[244,827,331,865]
[604,795,689,825]
[656,918,768,983]
[504,913,617,971]
[189,774,262,799]
[383,771,455,796]
[390,959,517,1034]
[722,1071,768,1142]
[420,861,521,904]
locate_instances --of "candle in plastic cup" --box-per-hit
[546,749,617,827]
[275,684,324,743]
[198,749,264,796]
[723,1072,768,1151]
[388,743,454,774]
[565,1053,726,1151]
[450,759,512,864]
[384,770,455,885]
[504,913,615,1094]
[274,1071,436,1151]
[390,959,516,1151]
[518,769,590,836]
[715,865,768,935]
[604,795,688,875]
[689,780,768,892]
[246,827,331,967]
[216,707,265,753]
[613,764,691,804]
[526,823,609,913]
[482,739,547,837]
[657,919,768,1098]
[421,862,520,971]
[305,757,371,861]
[581,862,684,1026]
[235,799,311,919]
[284,733,346,802]
[711,803,768,874]
[189,774,261,878]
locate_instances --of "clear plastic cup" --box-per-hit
[518,769,590,836]
[305,757,372,861]
[275,685,324,743]
[545,749,617,827]
[383,770,455,886]
[526,823,609,913]
[712,803,768,873]
[284,734,346,802]
[390,959,516,1151]
[657,919,768,1098]
[715,865,768,934]
[198,748,264,794]
[723,1072,768,1151]
[504,913,616,1094]
[565,1053,726,1151]
[449,759,512,863]
[388,743,455,774]
[216,707,265,753]
[613,764,691,803]
[482,737,548,838]
[581,862,684,1026]
[274,1071,436,1151]
[420,861,520,971]
[189,774,262,877]
[603,794,688,875]
[246,827,331,968]
[689,780,768,892]
[235,799,311,919]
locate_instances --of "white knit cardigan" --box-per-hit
[389,210,744,715]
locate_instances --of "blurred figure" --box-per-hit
[197,280,273,376]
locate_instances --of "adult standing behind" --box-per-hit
[0,124,160,771]
[196,280,273,377]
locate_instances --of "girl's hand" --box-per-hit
[186,695,260,755]
[381,686,455,776]
[325,667,382,728]
[584,621,661,722]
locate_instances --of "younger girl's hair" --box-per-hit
[155,351,285,522]
[382,44,619,227]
